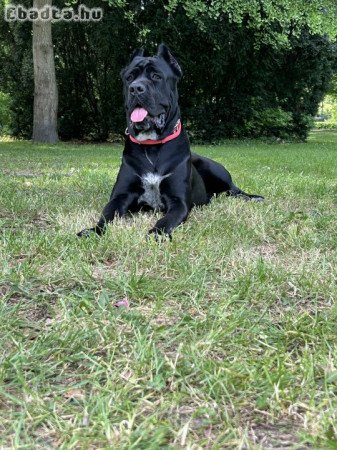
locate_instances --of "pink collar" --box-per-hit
[128,120,181,145]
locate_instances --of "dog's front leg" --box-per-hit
[96,192,139,233]
[77,192,137,237]
[148,196,189,239]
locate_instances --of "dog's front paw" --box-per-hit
[147,227,172,242]
[251,195,264,203]
[77,227,99,238]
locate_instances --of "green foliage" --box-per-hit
[181,27,335,142]
[292,114,315,140]
[0,0,336,142]
[243,107,293,138]
[167,0,337,46]
[0,0,33,138]
[327,74,337,99]
[315,122,337,129]
[0,92,11,134]
[315,94,337,130]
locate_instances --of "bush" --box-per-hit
[0,92,11,135]
[243,107,293,139]
[314,122,337,130]
[291,113,315,140]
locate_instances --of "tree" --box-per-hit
[32,0,58,143]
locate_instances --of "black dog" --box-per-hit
[78,44,263,239]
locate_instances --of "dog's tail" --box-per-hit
[227,185,264,202]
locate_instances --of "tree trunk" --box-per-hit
[32,0,58,143]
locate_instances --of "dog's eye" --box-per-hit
[152,73,161,81]
[126,74,134,82]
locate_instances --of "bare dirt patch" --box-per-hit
[1,170,44,177]
[0,212,51,230]
[5,286,56,323]
[30,212,51,228]
[7,297,52,324]
[91,260,120,280]
[249,422,310,449]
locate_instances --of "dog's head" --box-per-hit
[121,44,182,141]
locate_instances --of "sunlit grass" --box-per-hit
[0,132,336,448]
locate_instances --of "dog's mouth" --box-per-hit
[129,107,166,132]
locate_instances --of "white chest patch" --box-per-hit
[138,172,171,210]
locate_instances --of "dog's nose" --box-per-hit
[129,82,146,95]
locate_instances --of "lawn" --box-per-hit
[0,131,336,449]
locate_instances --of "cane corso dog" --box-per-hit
[78,44,263,239]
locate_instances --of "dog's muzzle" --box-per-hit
[129,107,166,131]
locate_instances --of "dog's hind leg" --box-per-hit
[191,153,264,202]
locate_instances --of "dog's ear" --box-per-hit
[157,44,182,79]
[130,48,145,62]
[120,48,147,79]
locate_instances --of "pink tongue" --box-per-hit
[131,107,148,122]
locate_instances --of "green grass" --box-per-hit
[0,131,336,449]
